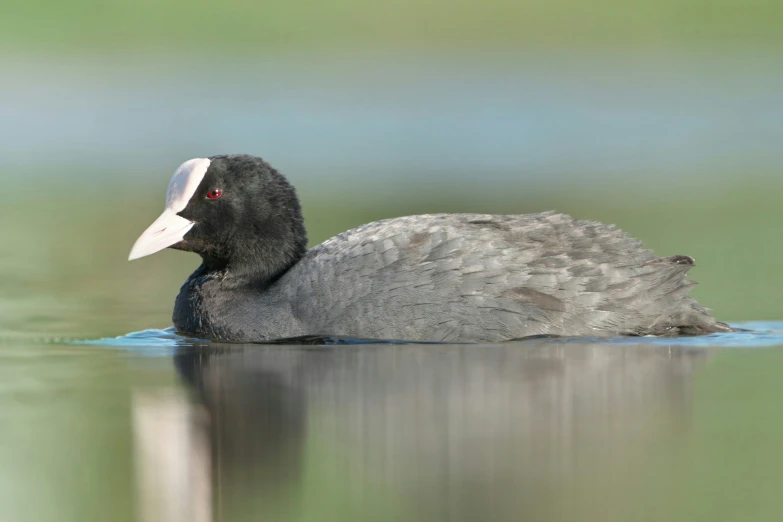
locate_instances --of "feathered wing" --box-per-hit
[282,212,727,342]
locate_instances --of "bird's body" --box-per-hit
[130,155,730,343]
[172,211,726,343]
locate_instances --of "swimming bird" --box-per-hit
[129,154,730,343]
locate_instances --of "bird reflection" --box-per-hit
[160,342,709,522]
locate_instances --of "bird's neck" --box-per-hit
[199,232,307,290]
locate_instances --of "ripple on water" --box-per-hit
[68,321,783,354]
[76,328,207,356]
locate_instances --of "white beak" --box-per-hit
[128,210,195,261]
[128,157,211,261]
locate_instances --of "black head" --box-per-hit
[129,154,308,285]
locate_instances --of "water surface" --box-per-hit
[3,325,783,522]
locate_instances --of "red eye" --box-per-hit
[207,188,222,200]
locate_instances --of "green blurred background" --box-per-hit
[3,0,782,51]
[1,2,783,522]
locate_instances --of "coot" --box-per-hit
[129,154,730,343]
